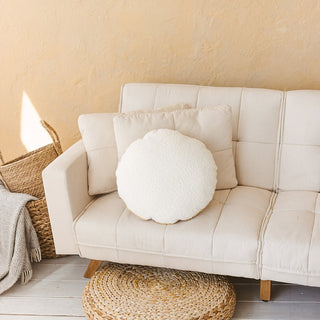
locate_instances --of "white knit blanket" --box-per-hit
[0,181,41,294]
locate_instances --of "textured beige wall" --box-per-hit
[1,0,320,160]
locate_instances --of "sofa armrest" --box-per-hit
[42,140,94,254]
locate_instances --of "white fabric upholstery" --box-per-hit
[278,91,320,192]
[78,104,190,195]
[262,191,320,286]
[78,113,117,195]
[74,186,273,279]
[116,129,217,224]
[121,84,283,191]
[42,141,93,254]
[114,106,237,190]
[42,83,320,288]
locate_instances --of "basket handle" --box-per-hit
[0,152,9,189]
[0,151,4,165]
[41,120,63,155]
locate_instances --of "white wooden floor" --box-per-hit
[0,256,320,319]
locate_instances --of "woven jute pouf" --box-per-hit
[82,263,236,320]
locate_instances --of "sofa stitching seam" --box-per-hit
[306,194,317,278]
[72,197,97,256]
[237,87,245,142]
[115,206,127,261]
[119,84,124,113]
[213,146,233,153]
[210,189,232,268]
[76,241,257,264]
[275,91,287,192]
[84,145,117,152]
[272,92,284,191]
[162,224,168,266]
[153,85,159,109]
[256,192,278,279]
[236,140,275,145]
[273,208,317,214]
[234,88,245,177]
[263,265,320,277]
[195,87,201,108]
[172,110,176,129]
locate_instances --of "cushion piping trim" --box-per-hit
[306,193,317,276]
[273,208,318,214]
[75,242,256,264]
[210,189,232,262]
[273,91,286,192]
[256,192,278,278]
[262,265,320,277]
[162,224,168,267]
[89,186,116,196]
[153,85,160,109]
[84,145,117,152]
[195,87,201,108]
[229,139,320,147]
[236,88,245,143]
[212,146,233,153]
[115,207,127,261]
[119,84,125,113]
[236,140,276,145]
[234,88,245,177]
[279,142,320,147]
[275,91,287,192]
[72,197,97,257]
[278,186,320,192]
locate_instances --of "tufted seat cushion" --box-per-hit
[74,186,273,279]
[262,191,320,286]
[42,83,320,289]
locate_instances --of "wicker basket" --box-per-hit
[26,197,59,259]
[0,120,62,259]
[0,121,62,199]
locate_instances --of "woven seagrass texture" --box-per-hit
[0,121,62,199]
[0,145,59,198]
[26,197,59,259]
[0,120,62,259]
[82,263,236,320]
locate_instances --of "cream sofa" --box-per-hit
[43,83,320,301]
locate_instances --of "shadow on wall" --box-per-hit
[0,0,320,160]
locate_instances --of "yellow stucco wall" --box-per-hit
[1,0,320,160]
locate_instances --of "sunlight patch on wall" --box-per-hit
[20,92,52,152]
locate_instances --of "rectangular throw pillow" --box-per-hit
[113,106,237,190]
[78,104,190,195]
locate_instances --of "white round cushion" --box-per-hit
[116,129,217,224]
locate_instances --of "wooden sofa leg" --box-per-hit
[84,260,102,278]
[260,280,271,301]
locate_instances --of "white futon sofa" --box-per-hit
[43,83,320,301]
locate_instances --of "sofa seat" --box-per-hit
[43,84,320,297]
[262,191,320,286]
[74,186,273,279]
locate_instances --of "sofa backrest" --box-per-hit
[278,91,320,192]
[119,84,320,192]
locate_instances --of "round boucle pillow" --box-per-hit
[116,129,217,224]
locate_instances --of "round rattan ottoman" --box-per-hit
[82,263,236,320]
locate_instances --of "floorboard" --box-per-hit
[0,317,85,320]
[0,297,83,316]
[235,283,320,302]
[1,256,320,319]
[4,279,87,298]
[233,301,320,319]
